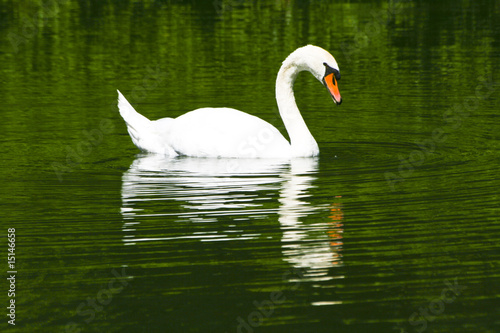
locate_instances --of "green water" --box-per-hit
[1,1,499,332]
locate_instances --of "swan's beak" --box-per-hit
[323,73,342,105]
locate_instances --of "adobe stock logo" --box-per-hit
[65,267,132,333]
[396,277,467,333]
[385,72,497,191]
[235,268,305,333]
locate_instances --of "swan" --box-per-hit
[117,44,342,158]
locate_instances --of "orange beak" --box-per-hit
[323,73,342,105]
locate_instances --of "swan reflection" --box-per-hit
[121,154,289,222]
[279,161,344,283]
[120,154,343,281]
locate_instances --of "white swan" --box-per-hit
[117,45,342,158]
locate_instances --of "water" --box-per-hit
[1,1,499,332]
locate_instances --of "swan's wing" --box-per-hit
[168,108,291,158]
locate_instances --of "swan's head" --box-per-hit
[284,45,342,105]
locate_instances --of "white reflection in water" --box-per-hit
[121,154,288,220]
[121,154,343,281]
[279,160,344,283]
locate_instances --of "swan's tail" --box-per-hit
[117,90,178,156]
[117,90,154,151]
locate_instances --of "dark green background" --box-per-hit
[1,0,499,332]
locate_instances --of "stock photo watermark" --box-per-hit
[385,72,497,191]
[341,0,413,62]
[8,0,70,53]
[52,64,168,181]
[64,267,132,333]
[6,228,17,326]
[235,267,306,333]
[395,277,467,333]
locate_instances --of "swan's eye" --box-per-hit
[323,62,341,81]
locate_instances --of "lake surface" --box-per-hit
[1,1,499,332]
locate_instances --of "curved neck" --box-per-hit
[276,63,319,157]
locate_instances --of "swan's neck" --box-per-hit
[276,64,319,157]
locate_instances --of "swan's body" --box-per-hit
[118,45,342,158]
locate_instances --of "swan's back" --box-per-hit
[165,108,291,158]
[118,90,291,157]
